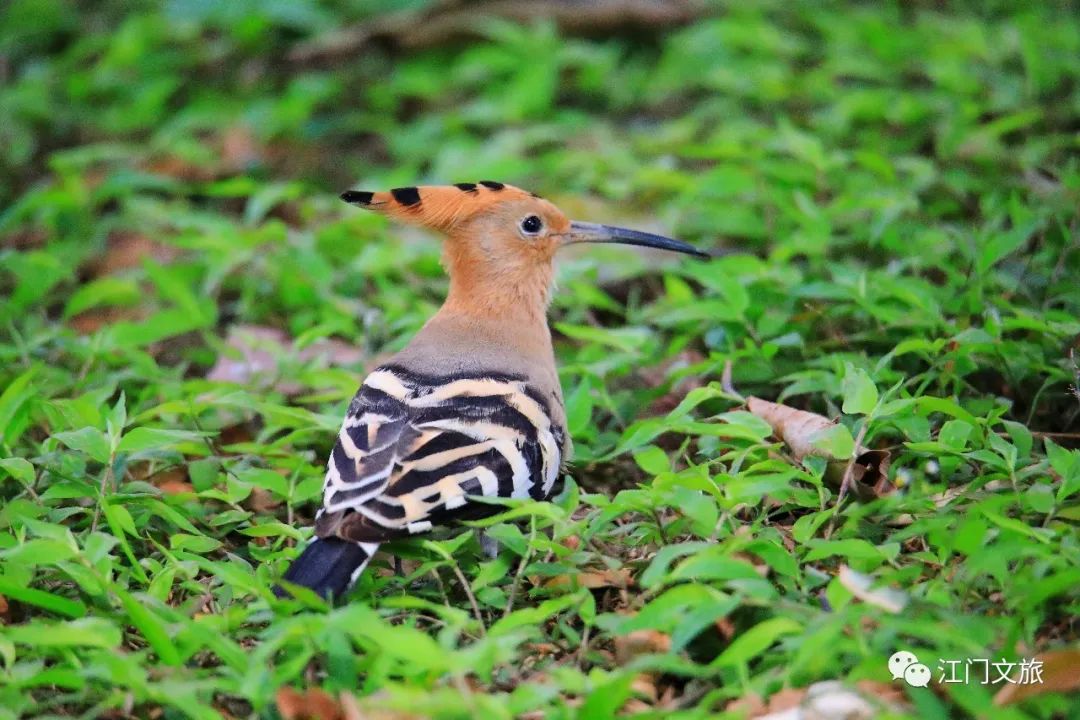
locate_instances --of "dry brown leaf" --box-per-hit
[746,396,893,500]
[747,396,835,460]
[994,649,1080,706]
[823,448,894,500]
[728,680,907,719]
[144,154,217,183]
[67,306,145,334]
[1,228,47,250]
[579,567,633,589]
[725,693,768,718]
[714,616,736,642]
[853,680,907,709]
[70,230,178,334]
[629,673,658,702]
[757,687,807,715]
[545,567,633,590]
[276,687,344,720]
[0,594,10,623]
[129,463,195,495]
[207,325,364,394]
[525,642,561,657]
[153,468,194,495]
[338,693,363,720]
[614,630,671,665]
[144,125,264,182]
[220,124,262,172]
[207,325,292,386]
[246,486,281,513]
[217,423,255,449]
[84,230,179,278]
[336,693,426,720]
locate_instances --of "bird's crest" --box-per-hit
[341,181,537,232]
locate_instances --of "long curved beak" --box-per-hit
[567,221,710,258]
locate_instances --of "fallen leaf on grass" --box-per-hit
[276,687,344,720]
[220,124,263,172]
[152,467,194,495]
[546,567,633,591]
[1,228,47,250]
[747,396,834,460]
[207,325,364,394]
[714,616,737,642]
[333,692,426,720]
[727,680,907,719]
[837,565,909,614]
[994,649,1080,705]
[615,629,672,664]
[746,396,893,500]
[145,124,265,182]
[128,463,195,495]
[217,423,255,449]
[630,673,659,702]
[84,231,179,278]
[68,306,146,334]
[246,486,281,513]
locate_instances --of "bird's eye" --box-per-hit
[520,215,543,235]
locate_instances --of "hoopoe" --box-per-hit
[277,181,707,599]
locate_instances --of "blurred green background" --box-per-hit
[1,1,1079,719]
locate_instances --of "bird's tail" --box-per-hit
[274,538,379,600]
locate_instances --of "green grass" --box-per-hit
[2,1,1080,718]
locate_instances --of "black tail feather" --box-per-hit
[274,538,376,600]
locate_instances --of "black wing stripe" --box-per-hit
[319,366,562,540]
[414,401,537,441]
[386,447,502,497]
[330,443,358,485]
[378,363,527,387]
[344,423,370,453]
[403,429,477,461]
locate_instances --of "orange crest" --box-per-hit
[341,181,539,233]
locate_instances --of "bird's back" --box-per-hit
[314,313,568,546]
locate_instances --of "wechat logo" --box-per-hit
[889,650,932,687]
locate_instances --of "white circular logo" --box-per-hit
[888,650,920,681]
[904,662,932,687]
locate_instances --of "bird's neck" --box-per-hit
[402,296,556,384]
[398,264,554,375]
[435,270,554,358]
[442,272,551,324]
[393,241,559,377]
[439,246,555,327]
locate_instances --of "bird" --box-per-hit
[276,181,707,600]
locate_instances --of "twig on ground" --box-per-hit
[504,517,537,618]
[449,560,487,637]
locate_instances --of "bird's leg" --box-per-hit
[394,555,404,577]
[479,531,500,560]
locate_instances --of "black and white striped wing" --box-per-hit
[315,366,564,544]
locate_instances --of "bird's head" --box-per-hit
[341,181,707,315]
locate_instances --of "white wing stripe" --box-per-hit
[363,370,412,400]
[321,367,563,532]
